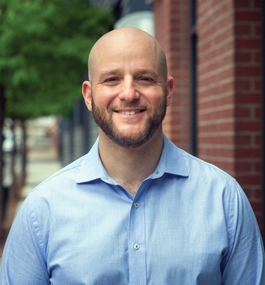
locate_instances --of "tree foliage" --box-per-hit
[0,0,113,119]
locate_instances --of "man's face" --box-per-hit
[85,31,172,148]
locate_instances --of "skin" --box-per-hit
[82,27,174,196]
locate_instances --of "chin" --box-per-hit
[108,128,158,148]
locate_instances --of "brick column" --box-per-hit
[197,0,263,230]
[197,0,235,171]
[153,0,190,151]
[234,0,263,227]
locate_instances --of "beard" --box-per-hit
[91,94,167,148]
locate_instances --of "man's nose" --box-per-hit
[118,78,140,101]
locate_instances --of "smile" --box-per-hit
[117,110,143,115]
[115,109,146,115]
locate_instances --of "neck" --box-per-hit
[98,129,164,196]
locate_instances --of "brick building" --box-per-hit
[153,0,264,234]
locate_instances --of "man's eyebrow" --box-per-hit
[135,69,159,76]
[99,68,121,76]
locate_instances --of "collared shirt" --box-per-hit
[1,135,264,284]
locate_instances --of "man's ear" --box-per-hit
[82,81,92,112]
[166,76,174,107]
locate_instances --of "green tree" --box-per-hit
[0,0,113,226]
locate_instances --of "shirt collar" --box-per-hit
[76,134,189,184]
[149,134,189,179]
[76,137,108,184]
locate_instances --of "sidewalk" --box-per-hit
[16,145,62,210]
[0,142,62,263]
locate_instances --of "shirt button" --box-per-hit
[134,244,140,250]
[134,202,139,208]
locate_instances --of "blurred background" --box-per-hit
[0,0,264,259]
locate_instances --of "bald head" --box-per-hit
[88,27,168,82]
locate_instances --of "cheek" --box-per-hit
[149,92,165,107]
[94,88,118,109]
[93,98,114,116]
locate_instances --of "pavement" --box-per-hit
[0,140,62,264]
[16,144,62,210]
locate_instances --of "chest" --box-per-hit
[46,183,226,285]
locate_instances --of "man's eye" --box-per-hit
[139,77,154,83]
[105,77,118,82]
[140,77,150,81]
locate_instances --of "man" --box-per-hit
[1,27,264,284]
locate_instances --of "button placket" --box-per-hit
[128,184,148,284]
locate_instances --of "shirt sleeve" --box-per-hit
[0,196,49,284]
[221,180,265,284]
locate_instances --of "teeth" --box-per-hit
[118,110,141,115]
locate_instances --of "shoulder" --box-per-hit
[164,139,251,218]
[13,154,90,244]
[177,149,258,241]
[165,136,235,186]
[180,148,246,209]
[182,149,234,182]
[24,154,87,207]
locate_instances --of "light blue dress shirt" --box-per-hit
[1,135,264,284]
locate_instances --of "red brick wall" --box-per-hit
[234,0,263,227]
[197,0,263,229]
[153,0,190,151]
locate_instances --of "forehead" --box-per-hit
[101,46,158,71]
[89,32,161,78]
